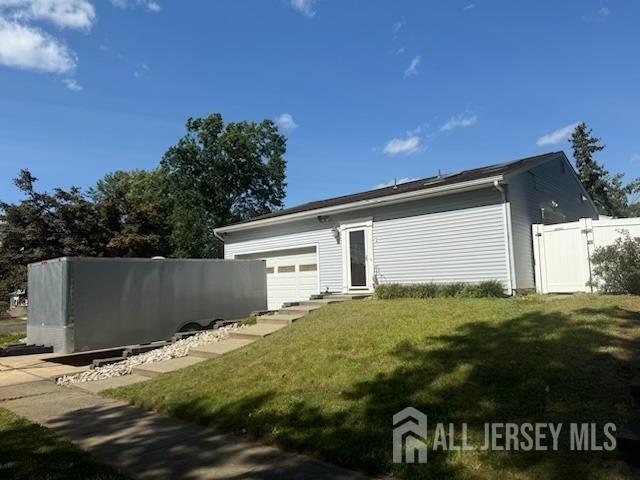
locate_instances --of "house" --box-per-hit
[214,151,598,309]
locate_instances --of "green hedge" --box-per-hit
[374,280,506,299]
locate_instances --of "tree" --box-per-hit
[570,122,639,217]
[0,170,108,293]
[161,114,287,257]
[91,169,172,257]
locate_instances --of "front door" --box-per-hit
[348,228,368,288]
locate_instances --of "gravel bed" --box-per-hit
[57,324,241,385]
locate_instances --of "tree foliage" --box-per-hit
[571,122,639,216]
[0,112,288,293]
[161,114,286,257]
[0,170,108,293]
[91,169,172,257]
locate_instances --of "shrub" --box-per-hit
[374,280,505,299]
[590,233,640,294]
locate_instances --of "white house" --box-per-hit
[214,152,598,310]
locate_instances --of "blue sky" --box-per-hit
[1,0,639,207]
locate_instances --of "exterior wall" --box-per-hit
[223,187,511,291]
[508,156,599,290]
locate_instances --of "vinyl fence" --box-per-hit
[532,217,640,293]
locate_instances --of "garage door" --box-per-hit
[236,246,319,310]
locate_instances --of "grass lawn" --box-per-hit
[110,295,640,479]
[0,407,127,480]
[0,332,25,348]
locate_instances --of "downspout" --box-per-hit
[213,230,226,258]
[494,180,515,295]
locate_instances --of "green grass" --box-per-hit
[0,407,127,480]
[110,295,640,479]
[0,332,25,348]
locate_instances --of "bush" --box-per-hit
[590,233,640,294]
[374,280,506,299]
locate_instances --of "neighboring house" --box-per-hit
[215,151,598,309]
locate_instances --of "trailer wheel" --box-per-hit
[179,322,202,333]
[207,319,226,330]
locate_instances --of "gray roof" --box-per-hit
[225,151,563,227]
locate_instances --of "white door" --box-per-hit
[341,220,374,292]
[236,246,319,310]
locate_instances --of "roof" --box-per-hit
[219,151,564,231]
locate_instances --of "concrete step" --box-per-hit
[296,299,343,307]
[280,304,323,313]
[131,356,206,378]
[257,312,306,325]
[71,374,149,393]
[320,294,371,300]
[189,338,256,359]
[229,323,286,340]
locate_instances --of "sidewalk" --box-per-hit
[0,376,368,479]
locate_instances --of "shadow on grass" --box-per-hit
[0,408,128,480]
[104,303,640,478]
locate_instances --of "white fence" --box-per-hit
[532,217,640,293]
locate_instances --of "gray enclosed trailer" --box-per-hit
[27,257,267,353]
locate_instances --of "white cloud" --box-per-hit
[536,123,578,147]
[463,3,476,10]
[374,177,417,189]
[0,17,76,73]
[63,76,81,90]
[395,47,405,55]
[0,0,95,29]
[133,62,149,78]
[631,154,640,164]
[383,135,421,156]
[289,0,315,17]
[275,113,298,130]
[393,17,405,34]
[404,55,420,77]
[111,0,161,12]
[440,114,478,132]
[598,7,610,16]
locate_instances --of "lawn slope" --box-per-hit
[111,296,640,480]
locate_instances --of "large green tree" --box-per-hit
[91,169,172,257]
[161,114,287,257]
[0,170,108,293]
[570,122,639,217]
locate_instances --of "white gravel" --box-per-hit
[57,324,241,385]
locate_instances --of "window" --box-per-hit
[299,263,317,272]
[278,265,295,273]
[265,267,274,274]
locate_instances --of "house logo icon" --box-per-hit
[393,407,428,463]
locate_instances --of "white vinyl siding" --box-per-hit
[223,188,510,293]
[373,203,510,286]
[508,156,598,290]
[224,220,342,292]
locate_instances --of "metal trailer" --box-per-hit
[27,257,267,353]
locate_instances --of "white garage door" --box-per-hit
[236,246,319,310]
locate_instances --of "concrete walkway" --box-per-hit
[0,378,368,479]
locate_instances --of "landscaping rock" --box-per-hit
[57,325,241,386]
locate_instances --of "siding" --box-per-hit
[224,219,342,292]
[373,203,510,286]
[508,156,599,290]
[223,187,509,291]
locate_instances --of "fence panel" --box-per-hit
[533,217,640,293]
